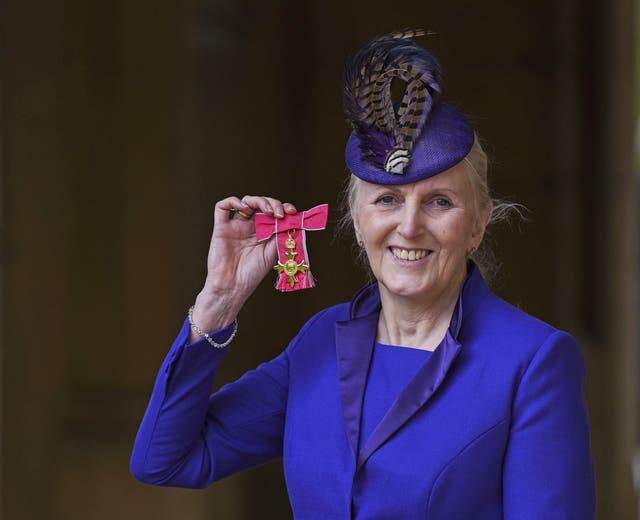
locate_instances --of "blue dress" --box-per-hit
[359,343,431,450]
[131,265,595,519]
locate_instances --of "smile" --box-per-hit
[390,247,430,261]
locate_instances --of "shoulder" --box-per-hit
[462,277,582,368]
[302,301,351,329]
[468,289,556,338]
[286,302,350,353]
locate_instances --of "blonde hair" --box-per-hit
[464,135,522,225]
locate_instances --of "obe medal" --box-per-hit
[253,204,329,292]
[274,231,309,288]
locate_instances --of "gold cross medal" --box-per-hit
[253,204,329,292]
[274,231,309,288]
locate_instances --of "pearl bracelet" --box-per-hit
[188,306,238,349]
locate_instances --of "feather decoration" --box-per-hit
[343,29,442,174]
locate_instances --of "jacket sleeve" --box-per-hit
[130,317,296,489]
[503,330,596,519]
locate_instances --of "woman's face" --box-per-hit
[351,162,489,304]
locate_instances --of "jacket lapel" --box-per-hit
[335,313,378,459]
[334,269,478,469]
[357,332,462,469]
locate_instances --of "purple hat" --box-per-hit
[343,30,474,185]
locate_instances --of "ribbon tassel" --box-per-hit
[254,204,329,292]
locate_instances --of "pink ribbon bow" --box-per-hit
[255,204,329,292]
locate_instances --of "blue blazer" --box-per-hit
[131,265,595,518]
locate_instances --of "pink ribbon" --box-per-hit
[255,204,329,292]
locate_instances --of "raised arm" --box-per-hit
[190,195,298,335]
[130,195,298,488]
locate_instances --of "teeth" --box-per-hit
[392,248,428,261]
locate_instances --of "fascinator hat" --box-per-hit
[343,30,474,185]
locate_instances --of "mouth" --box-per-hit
[390,247,431,261]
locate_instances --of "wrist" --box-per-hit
[188,306,238,348]
[191,289,241,333]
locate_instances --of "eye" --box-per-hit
[375,194,397,205]
[433,197,452,208]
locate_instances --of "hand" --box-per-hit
[190,195,297,334]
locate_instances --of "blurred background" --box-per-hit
[1,0,639,518]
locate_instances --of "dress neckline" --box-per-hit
[374,342,434,353]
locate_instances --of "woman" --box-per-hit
[131,31,595,518]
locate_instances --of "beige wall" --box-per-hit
[1,0,637,518]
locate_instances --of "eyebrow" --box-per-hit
[369,185,460,197]
[368,184,401,193]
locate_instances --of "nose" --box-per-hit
[397,203,424,239]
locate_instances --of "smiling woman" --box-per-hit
[350,161,491,350]
[131,30,596,518]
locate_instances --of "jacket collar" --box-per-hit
[335,263,487,468]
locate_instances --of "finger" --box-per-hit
[240,195,278,216]
[264,197,286,218]
[215,197,253,222]
[283,202,297,214]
